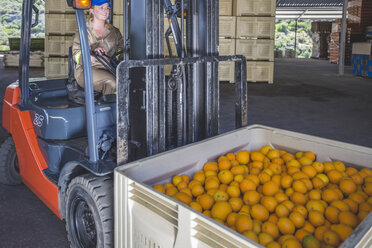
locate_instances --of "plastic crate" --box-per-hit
[3,52,44,68]
[218,61,235,82]
[45,0,74,13]
[236,17,275,39]
[45,35,74,57]
[233,0,276,17]
[219,17,236,38]
[219,38,235,56]
[45,57,68,79]
[113,15,124,34]
[113,0,124,15]
[45,14,78,35]
[219,0,233,16]
[246,61,274,84]
[235,39,274,61]
[115,125,372,248]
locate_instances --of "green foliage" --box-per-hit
[275,19,313,58]
[0,0,45,51]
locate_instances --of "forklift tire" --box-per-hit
[0,136,22,185]
[65,174,113,248]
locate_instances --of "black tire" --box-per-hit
[0,136,22,185]
[65,174,113,248]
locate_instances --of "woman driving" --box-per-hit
[72,0,123,95]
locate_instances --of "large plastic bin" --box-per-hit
[115,125,372,248]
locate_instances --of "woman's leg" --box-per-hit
[75,68,116,95]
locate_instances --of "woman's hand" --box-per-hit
[90,55,96,63]
[94,47,106,56]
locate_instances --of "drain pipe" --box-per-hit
[339,0,348,75]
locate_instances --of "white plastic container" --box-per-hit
[236,39,274,61]
[115,125,372,248]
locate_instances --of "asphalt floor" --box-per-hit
[0,57,371,247]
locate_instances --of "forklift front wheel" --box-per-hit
[65,174,113,248]
[0,136,22,185]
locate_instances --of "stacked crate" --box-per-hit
[219,0,275,84]
[44,0,76,79]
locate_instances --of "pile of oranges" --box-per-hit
[153,145,372,248]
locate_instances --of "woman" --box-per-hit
[72,0,123,95]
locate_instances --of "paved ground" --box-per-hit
[0,57,371,247]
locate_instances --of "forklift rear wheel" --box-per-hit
[0,136,22,185]
[65,174,113,248]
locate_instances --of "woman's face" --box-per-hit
[90,3,110,21]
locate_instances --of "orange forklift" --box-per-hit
[0,0,247,247]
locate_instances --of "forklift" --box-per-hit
[0,0,247,247]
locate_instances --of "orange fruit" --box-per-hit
[289,211,305,228]
[236,150,250,165]
[269,163,282,175]
[251,204,269,221]
[359,202,372,212]
[346,167,358,176]
[262,221,279,239]
[179,188,192,198]
[252,219,262,233]
[312,161,324,173]
[275,204,289,217]
[266,241,281,248]
[225,152,236,161]
[327,170,343,184]
[172,175,183,186]
[250,167,261,175]
[349,192,366,204]
[205,170,218,177]
[330,200,350,212]
[258,172,271,184]
[214,190,229,202]
[306,200,325,214]
[334,188,344,200]
[312,177,325,189]
[204,162,218,172]
[282,153,295,163]
[181,174,190,184]
[325,206,340,224]
[231,165,245,175]
[153,184,165,193]
[330,224,353,241]
[294,228,310,243]
[322,189,339,203]
[206,188,218,197]
[198,194,214,210]
[293,205,308,218]
[193,172,206,184]
[226,212,238,227]
[226,185,240,198]
[174,192,192,205]
[285,187,294,197]
[242,231,259,242]
[272,158,284,166]
[268,214,279,224]
[278,217,295,235]
[218,170,233,184]
[292,172,309,180]
[218,159,231,171]
[260,145,272,155]
[218,183,228,192]
[229,197,243,212]
[278,234,297,245]
[211,201,232,221]
[205,178,219,191]
[363,182,372,196]
[243,190,261,205]
[343,198,358,213]
[164,183,174,190]
[261,196,278,212]
[308,189,322,200]
[302,165,317,178]
[271,175,281,187]
[293,180,308,194]
[230,181,240,188]
[339,211,358,228]
[165,186,178,196]
[250,160,264,170]
[190,184,204,197]
[235,214,253,233]
[308,210,325,227]
[358,210,369,221]
[333,161,346,172]
[188,180,202,189]
[281,175,293,189]
[239,205,251,215]
[218,156,228,162]
[231,160,239,167]
[365,176,372,183]
[351,173,364,185]
[250,151,265,162]
[291,192,307,205]
[360,168,372,178]
[303,221,315,233]
[323,230,341,246]
[234,174,244,183]
[314,225,328,241]
[245,174,260,186]
[239,179,256,193]
[299,156,313,166]
[287,166,301,175]
[281,239,302,248]
[258,232,274,246]
[177,181,188,190]
[189,201,202,212]
[275,192,289,203]
[303,151,316,161]
[282,200,295,212]
[203,210,211,217]
[267,150,280,160]
[263,181,280,196]
[323,162,335,172]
